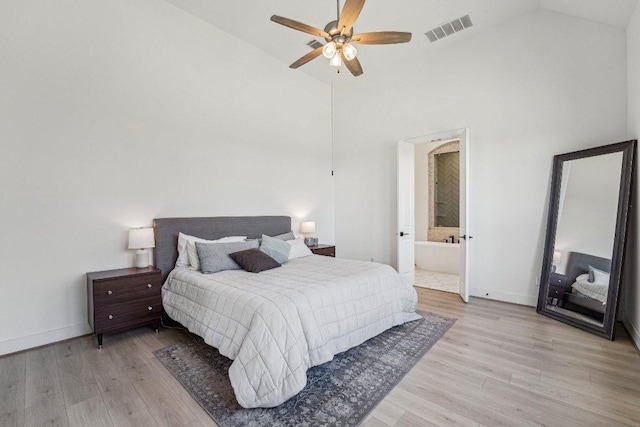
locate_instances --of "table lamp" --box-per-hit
[300,221,317,247]
[552,250,562,273]
[129,227,155,268]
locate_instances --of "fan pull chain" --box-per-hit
[331,81,335,176]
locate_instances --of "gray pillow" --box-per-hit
[196,240,259,274]
[272,231,295,241]
[230,248,281,273]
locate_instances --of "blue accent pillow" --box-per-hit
[260,234,290,264]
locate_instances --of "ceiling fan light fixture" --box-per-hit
[271,0,412,77]
[329,52,342,67]
[322,41,337,59]
[343,43,357,61]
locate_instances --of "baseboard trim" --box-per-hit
[470,287,537,307]
[622,311,640,351]
[0,323,92,356]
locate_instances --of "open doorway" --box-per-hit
[397,129,470,302]
[415,139,460,293]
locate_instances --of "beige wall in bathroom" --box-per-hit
[416,140,462,243]
[415,144,430,241]
[428,141,460,242]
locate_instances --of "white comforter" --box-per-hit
[572,274,609,304]
[161,255,420,408]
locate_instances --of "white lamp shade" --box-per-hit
[329,53,342,67]
[128,228,155,249]
[553,250,562,264]
[300,221,316,234]
[322,41,337,59]
[343,43,357,61]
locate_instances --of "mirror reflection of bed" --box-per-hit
[537,140,635,339]
[546,151,621,327]
[546,251,610,326]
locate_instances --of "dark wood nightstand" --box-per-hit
[87,266,162,348]
[548,273,570,307]
[309,244,335,257]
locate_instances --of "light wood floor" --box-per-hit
[1,288,639,427]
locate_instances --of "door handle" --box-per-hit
[400,232,410,237]
[459,235,474,240]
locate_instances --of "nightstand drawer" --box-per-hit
[548,288,564,298]
[94,274,161,306]
[549,273,569,287]
[94,296,162,332]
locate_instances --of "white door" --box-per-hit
[397,141,415,284]
[403,129,470,302]
[458,129,470,302]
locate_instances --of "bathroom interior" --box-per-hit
[414,139,461,293]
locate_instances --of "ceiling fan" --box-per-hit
[270,0,412,77]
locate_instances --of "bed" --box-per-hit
[561,251,611,317]
[153,216,420,409]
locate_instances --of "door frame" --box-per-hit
[399,128,470,302]
[397,141,416,285]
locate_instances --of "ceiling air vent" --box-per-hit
[424,14,473,43]
[306,39,324,50]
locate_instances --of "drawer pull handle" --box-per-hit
[148,306,153,311]
[108,315,114,320]
[107,290,113,295]
[147,284,152,288]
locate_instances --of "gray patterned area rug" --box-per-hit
[154,311,455,427]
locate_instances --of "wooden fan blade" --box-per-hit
[270,15,329,38]
[337,0,366,33]
[341,51,363,77]
[351,31,412,45]
[290,46,324,69]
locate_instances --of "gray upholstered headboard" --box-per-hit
[153,216,291,282]
[564,251,611,285]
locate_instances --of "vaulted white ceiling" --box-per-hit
[540,0,638,29]
[164,0,638,82]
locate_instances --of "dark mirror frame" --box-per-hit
[537,140,636,340]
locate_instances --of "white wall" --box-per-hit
[334,10,628,306]
[0,0,333,355]
[623,1,640,348]
[554,152,622,272]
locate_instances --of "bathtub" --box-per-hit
[415,241,460,274]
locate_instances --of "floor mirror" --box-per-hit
[537,140,636,339]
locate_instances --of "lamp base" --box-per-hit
[135,249,150,269]
[304,237,318,247]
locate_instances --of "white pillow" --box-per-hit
[187,236,247,270]
[175,232,246,268]
[287,237,313,260]
[589,266,610,286]
[176,233,204,268]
